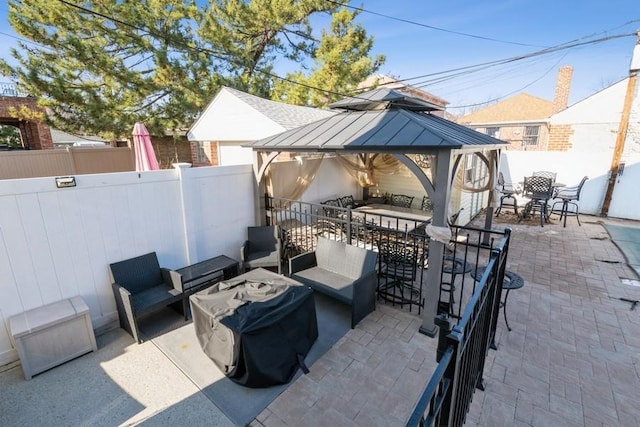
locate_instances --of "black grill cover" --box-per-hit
[190,270,318,388]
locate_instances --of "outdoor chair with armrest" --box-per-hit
[241,225,283,274]
[520,176,554,227]
[495,172,522,217]
[109,252,184,343]
[550,176,589,227]
[532,170,557,182]
[420,196,433,212]
[338,195,355,209]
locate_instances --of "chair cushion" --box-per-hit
[245,250,280,267]
[132,284,181,315]
[291,266,354,303]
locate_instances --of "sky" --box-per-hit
[1,1,639,116]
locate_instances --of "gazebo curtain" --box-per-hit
[334,153,403,187]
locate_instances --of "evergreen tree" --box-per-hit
[1,0,367,138]
[271,7,385,107]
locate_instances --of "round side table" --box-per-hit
[470,266,524,331]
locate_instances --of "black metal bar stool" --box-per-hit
[471,266,524,331]
[439,255,472,318]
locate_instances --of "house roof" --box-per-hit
[50,129,106,145]
[187,86,335,142]
[457,93,554,125]
[249,107,506,152]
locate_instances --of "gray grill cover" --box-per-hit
[189,270,317,388]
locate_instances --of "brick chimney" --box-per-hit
[552,65,573,114]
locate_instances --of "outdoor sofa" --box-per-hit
[289,237,378,328]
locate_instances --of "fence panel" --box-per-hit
[0,147,134,179]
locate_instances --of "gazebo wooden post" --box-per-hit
[253,151,279,226]
[420,149,454,337]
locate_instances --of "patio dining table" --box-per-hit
[353,204,432,233]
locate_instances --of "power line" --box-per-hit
[447,52,570,109]
[12,0,639,112]
[325,0,547,48]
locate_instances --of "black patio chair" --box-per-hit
[495,172,521,217]
[420,196,433,211]
[338,195,355,209]
[532,170,557,182]
[241,225,282,274]
[550,176,589,227]
[109,252,183,343]
[390,194,414,208]
[520,176,554,227]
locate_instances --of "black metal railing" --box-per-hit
[266,196,430,313]
[407,227,511,427]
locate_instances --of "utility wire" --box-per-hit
[325,0,546,48]
[447,52,570,109]
[16,0,640,110]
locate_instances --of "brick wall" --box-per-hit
[0,96,53,150]
[190,140,219,166]
[148,135,192,168]
[547,124,574,151]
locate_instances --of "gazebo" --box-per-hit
[249,88,508,336]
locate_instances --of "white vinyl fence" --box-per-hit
[501,150,640,220]
[0,164,256,365]
[0,158,357,366]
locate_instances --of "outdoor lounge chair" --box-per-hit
[241,225,283,274]
[109,252,183,343]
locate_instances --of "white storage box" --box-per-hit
[9,296,97,380]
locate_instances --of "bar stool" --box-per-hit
[471,266,524,331]
[439,255,471,318]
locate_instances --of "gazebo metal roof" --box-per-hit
[249,108,506,152]
[249,88,506,152]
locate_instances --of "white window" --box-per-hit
[523,126,539,146]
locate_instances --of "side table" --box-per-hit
[470,266,524,331]
[176,255,240,317]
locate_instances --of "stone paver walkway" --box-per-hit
[254,214,640,426]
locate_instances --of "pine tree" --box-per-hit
[271,7,385,107]
[1,0,351,138]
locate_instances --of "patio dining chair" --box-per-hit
[532,170,557,182]
[550,176,589,227]
[495,172,521,217]
[390,194,414,208]
[519,176,554,227]
[420,196,433,212]
[338,195,355,209]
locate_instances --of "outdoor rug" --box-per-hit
[139,292,351,426]
[604,222,640,278]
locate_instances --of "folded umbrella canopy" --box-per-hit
[132,122,159,171]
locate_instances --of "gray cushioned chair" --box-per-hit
[241,225,282,274]
[109,252,183,343]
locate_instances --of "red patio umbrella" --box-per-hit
[132,122,159,171]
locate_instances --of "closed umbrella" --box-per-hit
[132,122,159,171]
